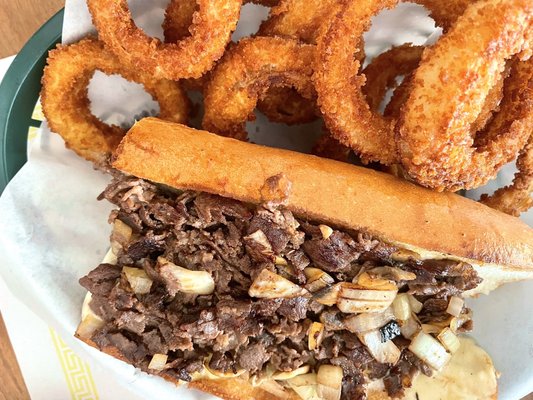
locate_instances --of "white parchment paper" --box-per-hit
[0,1,531,399]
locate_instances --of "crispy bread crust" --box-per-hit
[113,118,533,272]
[189,379,301,400]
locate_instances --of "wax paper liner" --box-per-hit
[0,1,531,398]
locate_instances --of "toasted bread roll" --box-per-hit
[113,117,533,296]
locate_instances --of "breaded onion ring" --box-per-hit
[397,0,533,191]
[41,38,189,163]
[315,0,401,165]
[87,0,242,80]
[385,59,508,127]
[256,86,318,124]
[162,0,197,44]
[162,0,314,124]
[202,37,316,140]
[480,135,533,216]
[413,0,472,31]
[258,0,343,45]
[362,44,424,111]
[162,0,277,44]
[312,133,351,162]
[255,0,347,125]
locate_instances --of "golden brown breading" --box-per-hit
[41,38,189,163]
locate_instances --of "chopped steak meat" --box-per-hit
[79,176,481,399]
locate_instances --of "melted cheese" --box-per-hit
[368,338,497,400]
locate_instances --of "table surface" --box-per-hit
[0,1,532,399]
[0,4,63,399]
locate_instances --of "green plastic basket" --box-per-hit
[0,9,63,193]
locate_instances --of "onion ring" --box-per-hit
[163,0,277,43]
[315,0,401,165]
[312,133,351,162]
[163,0,197,44]
[202,37,316,140]
[258,0,343,45]
[480,135,533,216]
[362,44,424,112]
[256,86,318,124]
[397,0,533,191]
[255,0,347,125]
[412,0,471,32]
[41,38,189,163]
[162,0,315,124]
[87,0,242,80]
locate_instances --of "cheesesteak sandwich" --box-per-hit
[76,117,533,399]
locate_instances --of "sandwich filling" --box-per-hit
[78,176,482,399]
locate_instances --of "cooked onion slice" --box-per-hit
[400,316,420,339]
[408,330,451,371]
[358,330,401,365]
[157,257,215,295]
[308,322,325,350]
[313,283,342,305]
[76,313,104,339]
[305,267,335,292]
[357,272,397,289]
[437,328,461,354]
[337,283,398,313]
[446,296,464,317]
[244,230,273,255]
[275,256,288,265]
[249,269,307,299]
[367,267,417,282]
[344,307,395,333]
[148,353,168,371]
[273,365,311,380]
[319,224,334,239]
[392,293,411,321]
[123,266,153,294]
[289,373,318,386]
[288,373,319,400]
[408,294,423,313]
[391,249,421,262]
[110,219,133,254]
[422,324,441,334]
[317,365,343,400]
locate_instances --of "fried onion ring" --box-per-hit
[258,0,343,45]
[162,0,278,43]
[41,38,189,163]
[162,0,315,124]
[162,0,197,44]
[87,0,242,80]
[480,135,533,216]
[412,0,472,31]
[256,86,318,124]
[202,37,316,140]
[362,43,424,111]
[397,0,533,191]
[315,0,401,165]
[312,132,351,162]
[255,0,347,125]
